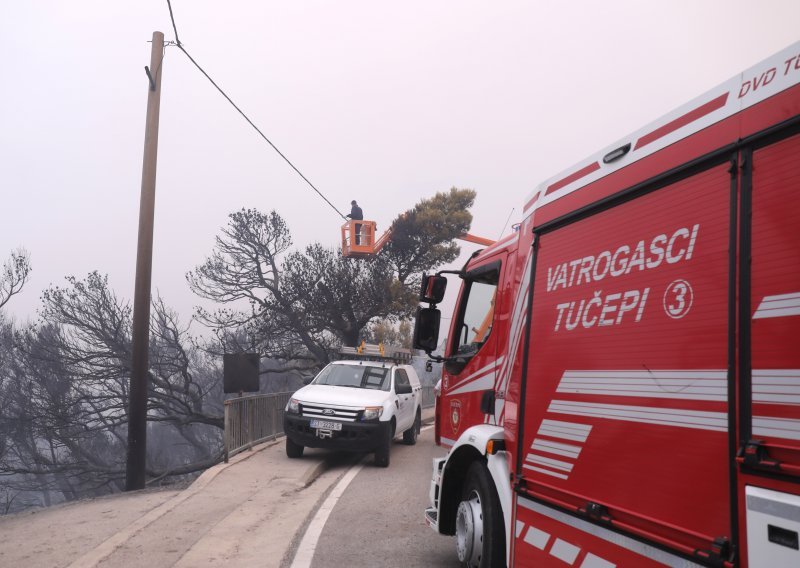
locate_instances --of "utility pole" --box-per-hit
[126,31,164,491]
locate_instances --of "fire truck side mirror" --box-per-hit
[420,274,447,304]
[413,306,441,353]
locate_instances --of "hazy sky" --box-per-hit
[2,1,798,325]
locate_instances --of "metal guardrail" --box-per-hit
[223,392,292,462]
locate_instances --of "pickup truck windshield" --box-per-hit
[314,365,390,391]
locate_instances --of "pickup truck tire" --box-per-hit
[286,436,304,459]
[403,408,421,445]
[374,420,394,467]
[455,462,505,568]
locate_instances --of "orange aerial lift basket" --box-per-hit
[341,220,392,258]
[341,219,496,258]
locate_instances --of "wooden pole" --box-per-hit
[126,31,164,491]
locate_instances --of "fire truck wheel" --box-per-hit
[456,462,505,568]
[286,436,304,459]
[403,409,421,445]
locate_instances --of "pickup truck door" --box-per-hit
[393,369,414,432]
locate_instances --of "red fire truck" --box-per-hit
[414,42,800,568]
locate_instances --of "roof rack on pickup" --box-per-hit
[338,342,412,364]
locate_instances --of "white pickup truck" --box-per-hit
[283,359,423,467]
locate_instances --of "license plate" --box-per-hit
[310,419,342,431]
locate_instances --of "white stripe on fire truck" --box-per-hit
[548,400,728,432]
[753,292,800,319]
[550,538,581,564]
[522,464,569,480]
[517,496,705,568]
[439,436,456,448]
[494,252,534,424]
[581,554,616,568]
[532,438,582,459]
[493,281,530,418]
[483,232,519,255]
[496,281,529,392]
[496,253,533,395]
[523,524,551,550]
[526,454,574,473]
[517,519,617,567]
[537,419,593,443]
[556,370,727,401]
[527,419,590,479]
[449,371,497,396]
[447,357,505,394]
[523,189,544,217]
[753,416,800,441]
[753,369,800,405]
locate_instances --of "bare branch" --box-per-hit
[0,248,32,310]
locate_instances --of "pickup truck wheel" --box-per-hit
[403,408,421,445]
[285,436,304,458]
[374,421,394,467]
[455,462,505,568]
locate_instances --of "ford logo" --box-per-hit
[322,409,335,416]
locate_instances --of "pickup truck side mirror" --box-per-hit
[396,382,412,395]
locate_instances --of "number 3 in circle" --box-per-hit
[663,279,693,319]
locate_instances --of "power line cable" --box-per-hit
[166,0,181,46]
[164,0,348,221]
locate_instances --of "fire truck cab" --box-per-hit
[415,42,800,567]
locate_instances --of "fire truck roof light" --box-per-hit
[602,143,632,164]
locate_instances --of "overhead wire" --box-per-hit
[166,0,181,46]
[164,0,348,221]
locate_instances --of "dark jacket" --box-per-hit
[348,205,363,220]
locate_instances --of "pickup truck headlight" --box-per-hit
[362,406,383,421]
[286,398,301,414]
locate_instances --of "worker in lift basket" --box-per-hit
[346,200,364,245]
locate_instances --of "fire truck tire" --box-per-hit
[456,462,505,568]
[403,408,421,445]
[286,436,304,458]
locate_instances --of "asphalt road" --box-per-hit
[309,427,462,568]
